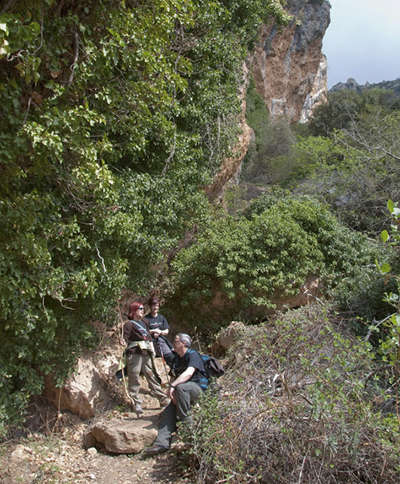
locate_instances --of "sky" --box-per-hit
[322,0,400,88]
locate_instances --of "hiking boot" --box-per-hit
[159,398,170,408]
[145,444,169,456]
[134,404,144,416]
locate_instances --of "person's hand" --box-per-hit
[151,330,161,338]
[168,386,177,404]
[119,337,127,347]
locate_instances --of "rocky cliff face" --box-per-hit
[206,1,331,202]
[252,0,331,123]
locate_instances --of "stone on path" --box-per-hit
[84,417,158,454]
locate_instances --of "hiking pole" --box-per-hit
[116,304,137,413]
[157,339,171,386]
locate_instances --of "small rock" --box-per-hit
[87,447,98,457]
[11,445,32,460]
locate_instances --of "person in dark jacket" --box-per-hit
[145,333,208,455]
[120,302,169,416]
[145,297,174,366]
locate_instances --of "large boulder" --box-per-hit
[44,347,121,419]
[215,321,246,351]
[210,321,246,356]
[84,417,158,454]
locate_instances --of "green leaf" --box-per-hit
[380,263,391,274]
[381,230,389,243]
[390,314,400,327]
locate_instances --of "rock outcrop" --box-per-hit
[211,321,246,356]
[299,54,328,122]
[252,0,331,123]
[330,77,360,93]
[43,347,121,419]
[205,62,253,203]
[330,77,400,96]
[43,342,171,422]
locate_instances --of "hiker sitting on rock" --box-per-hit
[145,297,174,367]
[145,333,208,455]
[120,302,169,416]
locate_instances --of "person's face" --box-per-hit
[135,305,144,319]
[173,337,184,349]
[151,303,159,312]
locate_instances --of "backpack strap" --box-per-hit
[185,349,208,390]
[129,319,149,339]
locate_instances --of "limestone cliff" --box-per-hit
[252,0,331,123]
[206,1,331,202]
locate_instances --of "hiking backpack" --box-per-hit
[199,354,225,380]
[185,349,225,381]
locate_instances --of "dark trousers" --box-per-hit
[152,381,202,448]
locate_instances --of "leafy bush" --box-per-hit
[165,197,376,330]
[184,305,400,483]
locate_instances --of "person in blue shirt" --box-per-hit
[145,333,208,455]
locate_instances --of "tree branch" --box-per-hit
[68,31,79,87]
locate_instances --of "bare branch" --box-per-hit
[68,31,79,87]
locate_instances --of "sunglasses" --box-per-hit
[138,307,144,310]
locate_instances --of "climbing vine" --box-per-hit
[0,0,289,427]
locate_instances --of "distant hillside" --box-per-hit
[330,77,400,97]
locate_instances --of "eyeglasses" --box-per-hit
[138,307,144,310]
[173,340,181,344]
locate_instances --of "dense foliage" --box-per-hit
[2,2,400,479]
[308,87,400,136]
[242,84,400,235]
[241,78,297,185]
[294,99,400,234]
[0,0,290,427]
[165,195,377,330]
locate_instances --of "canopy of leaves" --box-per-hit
[0,0,290,426]
[308,87,398,136]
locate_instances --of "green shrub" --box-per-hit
[165,197,376,330]
[184,305,400,483]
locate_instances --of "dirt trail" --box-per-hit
[1,404,194,484]
[1,432,192,484]
[1,359,195,484]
